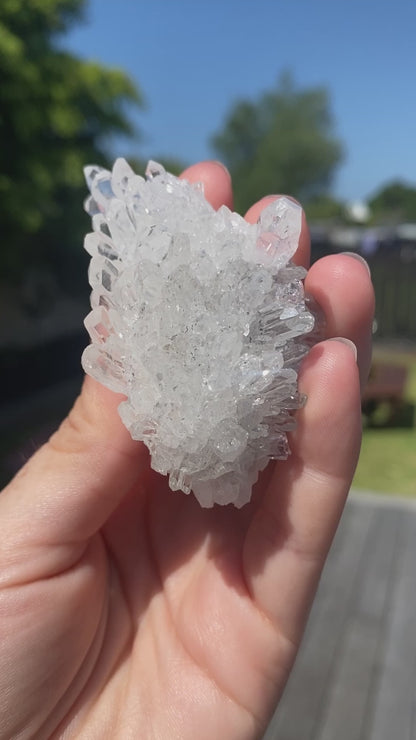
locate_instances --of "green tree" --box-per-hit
[0,0,142,289]
[304,194,346,222]
[369,180,416,223]
[212,72,344,214]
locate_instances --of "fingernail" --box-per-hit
[213,160,230,175]
[328,337,358,361]
[342,252,371,276]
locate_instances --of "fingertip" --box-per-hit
[299,338,362,427]
[305,253,375,389]
[341,251,371,277]
[327,337,358,362]
[244,195,281,224]
[307,252,373,290]
[299,337,360,396]
[297,339,361,435]
[179,160,233,210]
[294,338,362,479]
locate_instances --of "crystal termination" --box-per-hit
[82,159,315,507]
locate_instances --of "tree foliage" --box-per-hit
[369,180,416,223]
[212,73,344,214]
[304,194,346,223]
[0,0,142,288]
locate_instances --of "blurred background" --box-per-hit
[1,0,416,496]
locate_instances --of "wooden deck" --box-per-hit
[264,492,416,740]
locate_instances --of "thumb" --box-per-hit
[0,376,147,551]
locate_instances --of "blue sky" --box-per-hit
[65,0,416,202]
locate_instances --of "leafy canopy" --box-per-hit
[0,0,142,287]
[212,72,344,215]
[369,181,416,223]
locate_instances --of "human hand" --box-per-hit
[0,162,374,739]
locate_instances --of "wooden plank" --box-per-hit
[263,499,375,740]
[366,511,416,740]
[316,506,401,740]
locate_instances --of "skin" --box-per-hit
[0,162,374,739]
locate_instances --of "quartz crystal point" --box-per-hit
[82,159,317,508]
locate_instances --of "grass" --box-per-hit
[353,345,416,497]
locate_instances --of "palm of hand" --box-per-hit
[1,379,358,740]
[8,466,297,739]
[0,162,373,740]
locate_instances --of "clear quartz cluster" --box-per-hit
[82,159,316,507]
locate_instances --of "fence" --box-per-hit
[369,255,416,340]
[311,239,416,342]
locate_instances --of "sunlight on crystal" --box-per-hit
[82,159,316,507]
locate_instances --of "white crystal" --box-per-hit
[82,159,316,508]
